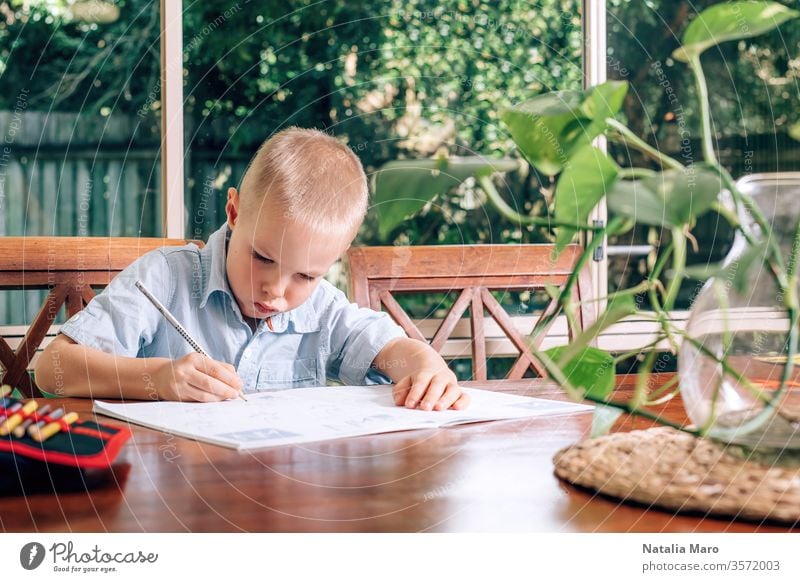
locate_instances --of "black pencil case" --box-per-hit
[0,395,131,469]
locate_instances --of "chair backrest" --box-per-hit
[347,244,595,381]
[0,237,203,397]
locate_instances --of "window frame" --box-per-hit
[582,0,609,312]
[159,1,681,351]
[161,0,185,239]
[581,0,692,349]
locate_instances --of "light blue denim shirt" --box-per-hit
[59,223,406,393]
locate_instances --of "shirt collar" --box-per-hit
[199,223,232,310]
[199,223,319,334]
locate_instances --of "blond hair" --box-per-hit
[239,127,369,236]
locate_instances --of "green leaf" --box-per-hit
[372,156,518,239]
[591,405,624,437]
[649,168,722,225]
[554,145,619,250]
[544,345,616,400]
[607,168,722,227]
[599,294,638,329]
[607,180,667,227]
[501,93,584,176]
[673,1,800,62]
[583,80,629,137]
[501,81,628,176]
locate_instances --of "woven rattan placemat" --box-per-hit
[553,427,800,524]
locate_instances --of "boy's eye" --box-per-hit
[298,273,316,282]
[252,250,273,264]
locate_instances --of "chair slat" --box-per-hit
[5,284,70,387]
[347,244,594,381]
[430,288,473,352]
[0,237,200,271]
[480,287,546,378]
[470,289,487,381]
[378,290,427,342]
[66,287,84,318]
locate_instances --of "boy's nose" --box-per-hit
[262,275,288,299]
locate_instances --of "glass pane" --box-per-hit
[606,0,800,310]
[0,0,162,238]
[0,0,162,326]
[182,1,583,249]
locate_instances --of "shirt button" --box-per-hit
[243,352,250,359]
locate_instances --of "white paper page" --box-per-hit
[93,385,593,451]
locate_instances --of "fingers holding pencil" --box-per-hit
[154,353,245,402]
[135,280,248,402]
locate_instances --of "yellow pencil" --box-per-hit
[27,407,64,437]
[0,400,38,436]
[0,384,12,398]
[30,411,79,442]
[12,404,51,438]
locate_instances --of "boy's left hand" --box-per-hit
[392,366,470,411]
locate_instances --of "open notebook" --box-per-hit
[93,385,593,451]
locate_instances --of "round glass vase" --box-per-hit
[678,173,800,461]
[678,272,800,457]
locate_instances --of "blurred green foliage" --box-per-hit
[608,0,800,142]
[1,0,798,277]
[1,0,583,247]
[0,0,160,137]
[180,0,585,245]
[182,1,583,160]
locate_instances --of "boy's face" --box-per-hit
[224,187,352,320]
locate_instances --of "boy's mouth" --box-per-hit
[254,302,277,316]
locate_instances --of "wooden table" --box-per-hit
[0,376,795,532]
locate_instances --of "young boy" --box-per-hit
[35,128,469,411]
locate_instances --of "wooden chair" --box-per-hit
[0,237,203,398]
[347,244,595,381]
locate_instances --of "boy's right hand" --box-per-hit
[154,353,244,402]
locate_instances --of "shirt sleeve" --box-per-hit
[59,249,173,357]
[323,287,407,386]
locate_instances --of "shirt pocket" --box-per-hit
[256,357,320,390]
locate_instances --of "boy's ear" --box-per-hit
[225,187,240,229]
